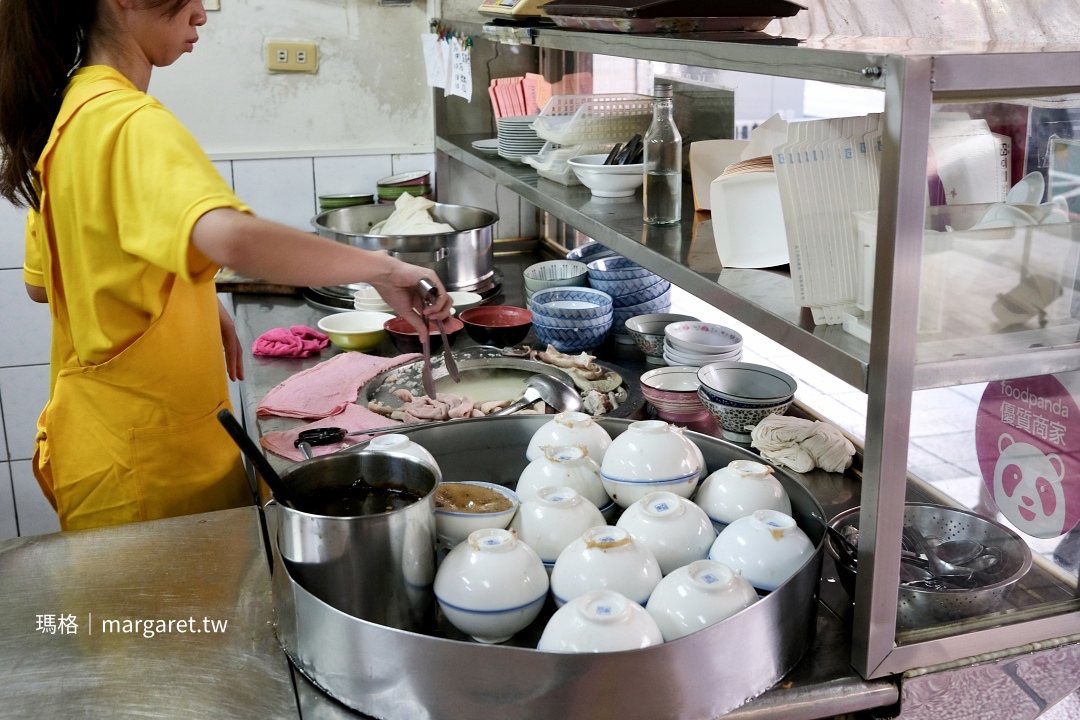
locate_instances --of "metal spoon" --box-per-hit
[904,526,976,580]
[417,278,460,383]
[491,375,584,416]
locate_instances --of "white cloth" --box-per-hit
[370,193,455,235]
[749,415,855,474]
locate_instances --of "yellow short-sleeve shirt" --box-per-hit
[24,65,250,367]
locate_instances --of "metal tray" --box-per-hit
[548,15,776,32]
[360,345,646,419]
[541,0,805,19]
[270,416,825,720]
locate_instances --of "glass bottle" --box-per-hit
[643,82,682,225]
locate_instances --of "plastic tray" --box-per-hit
[523,141,614,186]
[532,94,653,145]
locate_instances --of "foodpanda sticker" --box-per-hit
[975,374,1080,539]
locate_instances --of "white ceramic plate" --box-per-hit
[472,138,499,155]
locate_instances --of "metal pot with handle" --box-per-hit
[269,448,440,632]
[312,202,499,292]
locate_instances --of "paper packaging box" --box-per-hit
[689,139,748,211]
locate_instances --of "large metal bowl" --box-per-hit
[312,202,498,291]
[270,416,826,720]
[826,503,1032,630]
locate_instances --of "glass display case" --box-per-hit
[431,20,1080,683]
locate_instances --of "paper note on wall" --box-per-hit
[420,33,446,89]
[446,37,473,102]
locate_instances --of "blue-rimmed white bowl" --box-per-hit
[566,242,618,263]
[587,256,655,280]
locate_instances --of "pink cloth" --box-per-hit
[257,351,421,419]
[252,325,329,358]
[260,404,404,461]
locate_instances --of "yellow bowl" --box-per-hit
[317,311,395,351]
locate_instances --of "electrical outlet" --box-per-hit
[265,40,319,73]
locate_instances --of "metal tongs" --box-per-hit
[416,278,460,397]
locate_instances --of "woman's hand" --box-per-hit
[218,299,244,382]
[370,260,454,337]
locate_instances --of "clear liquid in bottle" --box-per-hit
[643,82,682,225]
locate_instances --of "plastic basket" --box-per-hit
[523,141,614,186]
[531,94,653,145]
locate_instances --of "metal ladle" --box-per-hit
[904,526,976,580]
[491,375,584,416]
[932,539,985,566]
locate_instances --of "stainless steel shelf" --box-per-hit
[438,134,874,390]
[439,134,1080,391]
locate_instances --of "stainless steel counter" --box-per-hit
[0,507,299,718]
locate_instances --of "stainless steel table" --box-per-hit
[0,507,299,718]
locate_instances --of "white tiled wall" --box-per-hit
[0,150,526,540]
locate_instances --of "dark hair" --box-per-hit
[0,0,191,209]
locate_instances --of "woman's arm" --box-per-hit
[25,283,47,303]
[192,208,452,333]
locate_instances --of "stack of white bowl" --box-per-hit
[662,320,743,367]
[497,116,545,162]
[586,257,671,345]
[353,284,394,313]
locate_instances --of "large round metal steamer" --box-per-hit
[270,416,825,720]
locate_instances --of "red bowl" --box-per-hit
[459,305,533,347]
[383,316,464,354]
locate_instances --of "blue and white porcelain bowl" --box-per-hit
[566,242,618,263]
[708,509,814,593]
[550,526,663,608]
[588,273,664,299]
[528,308,612,329]
[529,287,614,321]
[434,528,550,643]
[697,385,794,443]
[533,319,612,353]
[611,279,672,308]
[434,481,520,548]
[537,589,663,653]
[615,491,717,575]
[587,256,655,280]
[599,420,705,508]
[613,289,673,317]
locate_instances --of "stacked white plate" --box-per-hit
[662,321,743,367]
[497,116,544,162]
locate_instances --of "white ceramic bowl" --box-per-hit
[434,528,549,643]
[316,311,395,352]
[434,481,520,548]
[696,361,798,405]
[537,589,663,653]
[523,260,590,294]
[526,411,613,464]
[516,445,611,510]
[448,291,483,313]
[550,525,663,607]
[645,559,758,641]
[664,322,743,355]
[366,434,441,474]
[509,486,607,568]
[708,509,814,592]
[694,460,791,530]
[615,491,716,575]
[662,341,743,366]
[567,154,645,198]
[599,420,705,508]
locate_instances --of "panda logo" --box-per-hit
[993,433,1068,537]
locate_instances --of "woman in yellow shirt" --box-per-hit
[0,0,453,531]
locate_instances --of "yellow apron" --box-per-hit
[31,79,251,531]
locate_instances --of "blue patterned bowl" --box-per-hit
[529,308,613,329]
[696,387,793,443]
[612,279,672,308]
[588,273,664,299]
[587,256,655,280]
[566,243,618,263]
[529,287,614,321]
[533,317,612,352]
